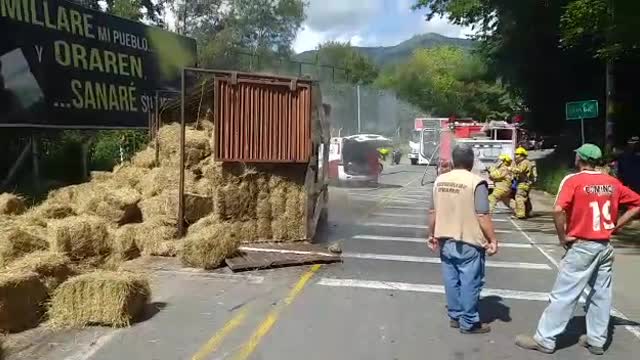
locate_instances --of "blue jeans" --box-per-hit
[535,241,614,349]
[440,240,486,330]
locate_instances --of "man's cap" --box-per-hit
[575,143,602,161]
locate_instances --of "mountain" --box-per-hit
[295,33,476,67]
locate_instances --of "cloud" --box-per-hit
[420,16,476,38]
[304,0,385,33]
[293,0,478,53]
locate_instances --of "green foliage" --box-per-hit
[535,156,573,195]
[296,33,475,67]
[561,0,640,60]
[173,0,305,67]
[90,130,148,171]
[376,46,520,119]
[315,42,379,85]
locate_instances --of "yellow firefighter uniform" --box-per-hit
[488,155,513,213]
[512,147,534,219]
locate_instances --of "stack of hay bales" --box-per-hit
[0,123,310,270]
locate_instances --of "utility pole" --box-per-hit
[357,85,361,133]
[605,0,615,152]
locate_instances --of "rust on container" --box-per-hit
[214,73,313,163]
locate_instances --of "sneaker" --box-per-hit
[515,335,554,354]
[449,320,460,329]
[579,335,605,355]
[460,323,491,334]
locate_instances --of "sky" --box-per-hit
[292,0,475,53]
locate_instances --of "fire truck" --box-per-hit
[436,119,518,189]
[409,118,449,165]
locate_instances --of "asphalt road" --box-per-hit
[9,162,640,360]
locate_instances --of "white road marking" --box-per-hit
[372,213,427,219]
[361,222,428,229]
[385,206,429,211]
[510,218,640,340]
[343,252,552,270]
[317,278,550,302]
[360,222,512,234]
[352,235,532,248]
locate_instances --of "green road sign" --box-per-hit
[566,100,599,120]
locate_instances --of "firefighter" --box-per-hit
[511,147,534,219]
[488,154,513,213]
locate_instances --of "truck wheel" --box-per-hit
[410,159,418,165]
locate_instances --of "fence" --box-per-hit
[203,51,423,142]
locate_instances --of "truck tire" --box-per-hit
[411,159,418,166]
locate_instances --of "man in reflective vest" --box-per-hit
[511,147,534,219]
[428,145,499,334]
[488,154,513,213]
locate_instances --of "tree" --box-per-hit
[69,0,168,25]
[231,0,305,58]
[376,46,520,120]
[315,42,379,85]
[561,0,640,60]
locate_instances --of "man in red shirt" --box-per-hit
[516,144,640,355]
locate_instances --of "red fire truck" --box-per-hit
[437,119,518,189]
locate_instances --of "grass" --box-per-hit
[535,154,573,195]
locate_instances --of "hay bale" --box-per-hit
[32,203,76,220]
[0,194,26,216]
[90,171,113,183]
[179,224,240,269]
[257,219,272,240]
[142,240,180,257]
[240,220,258,243]
[269,186,288,218]
[184,193,213,224]
[112,225,141,260]
[188,214,220,235]
[139,193,175,221]
[6,251,73,292]
[48,271,151,328]
[83,188,142,226]
[50,216,111,261]
[256,190,272,220]
[0,228,49,267]
[197,158,224,186]
[158,124,210,159]
[0,272,48,332]
[136,167,196,198]
[111,166,150,189]
[134,219,179,257]
[193,179,213,196]
[47,183,94,209]
[282,186,307,240]
[214,183,257,221]
[131,147,156,169]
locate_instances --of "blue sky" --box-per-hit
[293,0,474,53]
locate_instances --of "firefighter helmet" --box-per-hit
[499,154,512,163]
[515,147,528,157]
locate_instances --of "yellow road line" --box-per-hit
[232,265,322,360]
[191,306,249,360]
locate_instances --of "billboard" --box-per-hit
[0,0,197,128]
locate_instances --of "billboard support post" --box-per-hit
[31,135,40,192]
[178,69,187,237]
[1,141,32,191]
[154,93,160,165]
